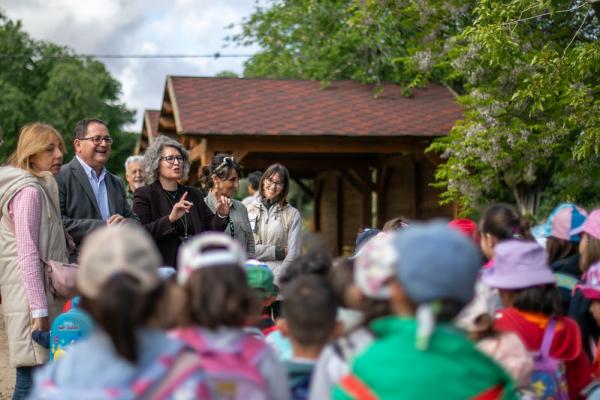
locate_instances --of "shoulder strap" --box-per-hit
[540,318,557,358]
[338,374,379,400]
[142,350,204,400]
[240,335,268,364]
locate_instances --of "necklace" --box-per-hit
[162,187,189,240]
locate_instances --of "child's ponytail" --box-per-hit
[81,274,147,363]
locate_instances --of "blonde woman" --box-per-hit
[0,123,70,399]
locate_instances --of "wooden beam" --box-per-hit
[233,149,249,162]
[293,178,314,198]
[186,135,429,155]
[189,139,207,163]
[162,100,173,114]
[159,116,176,131]
[336,176,343,256]
[314,178,324,231]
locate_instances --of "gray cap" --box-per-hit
[77,225,162,299]
[393,223,481,306]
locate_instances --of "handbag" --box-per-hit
[1,211,79,299]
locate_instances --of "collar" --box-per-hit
[75,155,106,180]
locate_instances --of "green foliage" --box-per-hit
[429,0,600,217]
[0,12,135,175]
[215,70,239,78]
[231,0,477,91]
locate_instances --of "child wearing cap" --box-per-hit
[334,224,517,400]
[533,203,588,312]
[244,260,278,336]
[172,232,290,400]
[569,209,600,361]
[279,275,338,400]
[30,225,207,399]
[309,233,393,400]
[482,240,591,400]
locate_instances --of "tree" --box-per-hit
[231,0,476,90]
[429,0,600,216]
[0,12,135,175]
[233,0,600,218]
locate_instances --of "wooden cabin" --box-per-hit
[138,76,462,255]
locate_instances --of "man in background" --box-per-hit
[243,170,262,207]
[124,155,145,206]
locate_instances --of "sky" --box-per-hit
[1,0,261,131]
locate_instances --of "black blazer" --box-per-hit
[57,158,138,247]
[133,181,227,267]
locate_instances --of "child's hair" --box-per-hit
[546,236,578,264]
[329,257,354,308]
[279,251,332,285]
[581,233,600,272]
[383,217,410,232]
[282,275,337,346]
[480,203,533,240]
[80,274,166,363]
[183,265,260,329]
[508,285,563,316]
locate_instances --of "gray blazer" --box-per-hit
[56,158,138,246]
[205,191,255,259]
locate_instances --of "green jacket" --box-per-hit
[333,316,518,400]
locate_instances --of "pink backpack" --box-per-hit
[171,327,270,400]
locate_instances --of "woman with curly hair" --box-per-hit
[133,135,230,268]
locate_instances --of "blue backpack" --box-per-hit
[50,297,94,361]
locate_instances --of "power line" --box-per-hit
[500,3,588,26]
[0,53,254,60]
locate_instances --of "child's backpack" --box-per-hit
[50,296,94,361]
[171,327,270,400]
[528,319,569,400]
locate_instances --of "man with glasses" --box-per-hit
[57,118,138,248]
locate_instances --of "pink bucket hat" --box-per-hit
[354,232,396,299]
[481,240,555,289]
[581,261,600,300]
[571,209,600,240]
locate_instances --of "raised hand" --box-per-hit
[216,195,232,217]
[168,192,193,223]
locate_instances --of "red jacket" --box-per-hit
[494,307,592,399]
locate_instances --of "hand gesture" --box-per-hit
[168,192,193,223]
[107,214,125,225]
[216,195,232,217]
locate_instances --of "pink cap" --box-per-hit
[571,209,600,240]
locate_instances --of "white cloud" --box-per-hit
[1,0,261,131]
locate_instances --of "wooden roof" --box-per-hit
[158,76,461,137]
[136,109,161,154]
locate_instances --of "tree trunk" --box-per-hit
[513,186,542,217]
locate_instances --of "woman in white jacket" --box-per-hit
[247,163,302,285]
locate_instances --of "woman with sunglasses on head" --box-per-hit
[133,136,230,268]
[200,153,256,258]
[247,163,302,285]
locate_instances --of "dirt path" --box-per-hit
[0,307,15,399]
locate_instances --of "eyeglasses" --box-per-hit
[160,155,184,165]
[266,177,284,188]
[79,136,113,145]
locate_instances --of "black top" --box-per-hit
[133,181,228,268]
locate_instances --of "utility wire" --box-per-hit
[0,53,254,59]
[500,2,587,26]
